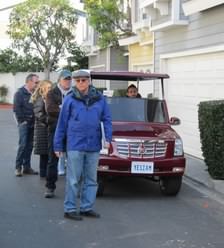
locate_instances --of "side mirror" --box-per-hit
[170,117,181,125]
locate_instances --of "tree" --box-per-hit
[84,0,132,48]
[0,48,45,73]
[65,43,88,71]
[8,0,78,79]
[0,49,18,73]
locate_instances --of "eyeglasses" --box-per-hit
[75,78,88,83]
[63,77,71,80]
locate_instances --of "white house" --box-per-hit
[138,0,224,158]
[81,1,129,91]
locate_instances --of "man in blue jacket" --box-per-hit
[54,69,112,220]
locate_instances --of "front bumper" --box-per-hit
[98,155,186,177]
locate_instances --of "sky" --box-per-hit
[0,0,25,21]
[0,0,84,20]
[0,0,85,49]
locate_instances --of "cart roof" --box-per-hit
[90,71,169,81]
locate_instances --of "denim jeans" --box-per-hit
[15,122,34,170]
[64,151,99,213]
[57,153,66,174]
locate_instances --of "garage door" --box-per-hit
[164,51,224,158]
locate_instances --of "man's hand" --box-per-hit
[104,141,110,149]
[55,151,64,158]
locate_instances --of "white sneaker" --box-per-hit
[58,171,65,176]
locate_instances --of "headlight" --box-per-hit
[174,138,183,156]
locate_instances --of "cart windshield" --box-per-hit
[106,97,166,123]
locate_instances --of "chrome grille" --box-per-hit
[115,138,167,158]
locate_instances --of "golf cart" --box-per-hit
[90,71,186,196]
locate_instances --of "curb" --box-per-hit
[0,104,13,109]
[184,173,224,198]
[184,154,224,198]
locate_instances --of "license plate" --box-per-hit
[131,161,154,174]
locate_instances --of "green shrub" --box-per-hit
[113,89,127,97]
[198,100,224,179]
[96,87,106,93]
[0,85,8,103]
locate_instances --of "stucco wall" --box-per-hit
[129,43,153,69]
[88,47,128,90]
[153,3,224,96]
[89,49,107,70]
[154,4,224,71]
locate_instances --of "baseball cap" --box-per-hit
[72,69,90,79]
[58,69,72,80]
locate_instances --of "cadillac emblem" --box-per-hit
[137,143,146,155]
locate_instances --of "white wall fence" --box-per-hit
[0,72,58,104]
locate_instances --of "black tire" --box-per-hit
[159,176,182,196]
[97,177,105,197]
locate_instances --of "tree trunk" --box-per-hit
[44,67,50,80]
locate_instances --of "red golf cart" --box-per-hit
[90,71,186,196]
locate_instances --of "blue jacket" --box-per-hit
[13,86,34,125]
[54,85,112,152]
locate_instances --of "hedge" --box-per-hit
[113,89,127,97]
[198,100,224,179]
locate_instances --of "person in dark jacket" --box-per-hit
[31,80,53,178]
[13,73,39,177]
[54,69,112,220]
[44,69,72,198]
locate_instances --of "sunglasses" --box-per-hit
[75,78,88,83]
[63,77,72,80]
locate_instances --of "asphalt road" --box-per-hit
[0,109,224,248]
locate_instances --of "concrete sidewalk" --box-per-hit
[184,154,224,197]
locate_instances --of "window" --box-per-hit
[107,97,166,123]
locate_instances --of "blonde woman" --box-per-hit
[31,80,53,178]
